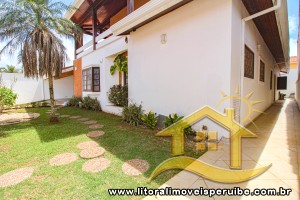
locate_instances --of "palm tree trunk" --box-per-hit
[48,69,58,123]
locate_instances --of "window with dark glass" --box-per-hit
[259,60,265,82]
[82,67,100,92]
[244,45,254,79]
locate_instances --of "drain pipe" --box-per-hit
[239,0,282,123]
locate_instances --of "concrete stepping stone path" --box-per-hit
[86,131,105,138]
[84,120,97,125]
[59,115,70,118]
[0,167,34,187]
[77,141,99,150]
[82,158,111,173]
[77,118,89,121]
[80,147,105,159]
[69,116,81,119]
[122,159,149,176]
[89,124,104,129]
[49,153,78,166]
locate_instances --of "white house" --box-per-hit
[65,0,289,138]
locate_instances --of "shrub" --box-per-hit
[108,85,128,106]
[184,125,196,136]
[41,102,49,107]
[142,111,158,129]
[122,103,143,126]
[164,113,184,128]
[82,96,101,111]
[0,86,17,112]
[68,96,82,107]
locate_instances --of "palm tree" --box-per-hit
[0,0,81,122]
[0,65,22,73]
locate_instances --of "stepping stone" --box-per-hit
[87,131,105,138]
[77,118,89,121]
[77,141,99,150]
[84,120,97,125]
[122,159,149,176]
[49,153,78,166]
[89,124,104,129]
[69,116,81,119]
[0,167,34,187]
[82,158,111,173]
[49,113,60,116]
[80,147,105,159]
[59,115,70,118]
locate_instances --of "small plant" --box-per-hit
[122,103,143,126]
[164,113,184,128]
[82,96,101,111]
[0,86,17,112]
[31,102,38,107]
[41,102,49,107]
[184,125,196,136]
[142,111,158,129]
[68,96,82,107]
[108,85,128,106]
[110,54,128,75]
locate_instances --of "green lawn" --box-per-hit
[0,107,203,199]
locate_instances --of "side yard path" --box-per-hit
[153,99,300,200]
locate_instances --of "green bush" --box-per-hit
[0,86,17,112]
[164,113,184,128]
[82,96,101,111]
[142,111,158,129]
[184,125,196,136]
[68,96,82,107]
[41,102,49,107]
[122,103,143,126]
[108,85,128,106]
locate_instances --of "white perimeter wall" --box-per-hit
[1,73,74,104]
[231,0,279,125]
[128,0,233,137]
[43,76,74,100]
[279,68,298,97]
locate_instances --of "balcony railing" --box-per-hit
[75,29,122,59]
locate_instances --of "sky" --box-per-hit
[0,0,299,69]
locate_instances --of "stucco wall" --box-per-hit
[43,76,74,100]
[231,0,279,125]
[128,0,233,137]
[279,68,298,97]
[1,73,74,104]
[129,0,232,115]
[80,36,128,115]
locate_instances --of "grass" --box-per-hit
[0,107,204,199]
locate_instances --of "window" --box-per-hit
[270,71,273,90]
[259,60,265,82]
[82,67,100,92]
[244,45,254,79]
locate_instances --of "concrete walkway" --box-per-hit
[150,99,300,200]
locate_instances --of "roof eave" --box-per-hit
[275,0,290,73]
[64,0,85,19]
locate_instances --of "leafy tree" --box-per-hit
[0,65,22,73]
[0,0,81,122]
[110,54,128,75]
[0,86,17,113]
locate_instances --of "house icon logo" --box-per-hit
[149,106,271,183]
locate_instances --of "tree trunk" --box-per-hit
[48,70,58,123]
[0,105,2,113]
